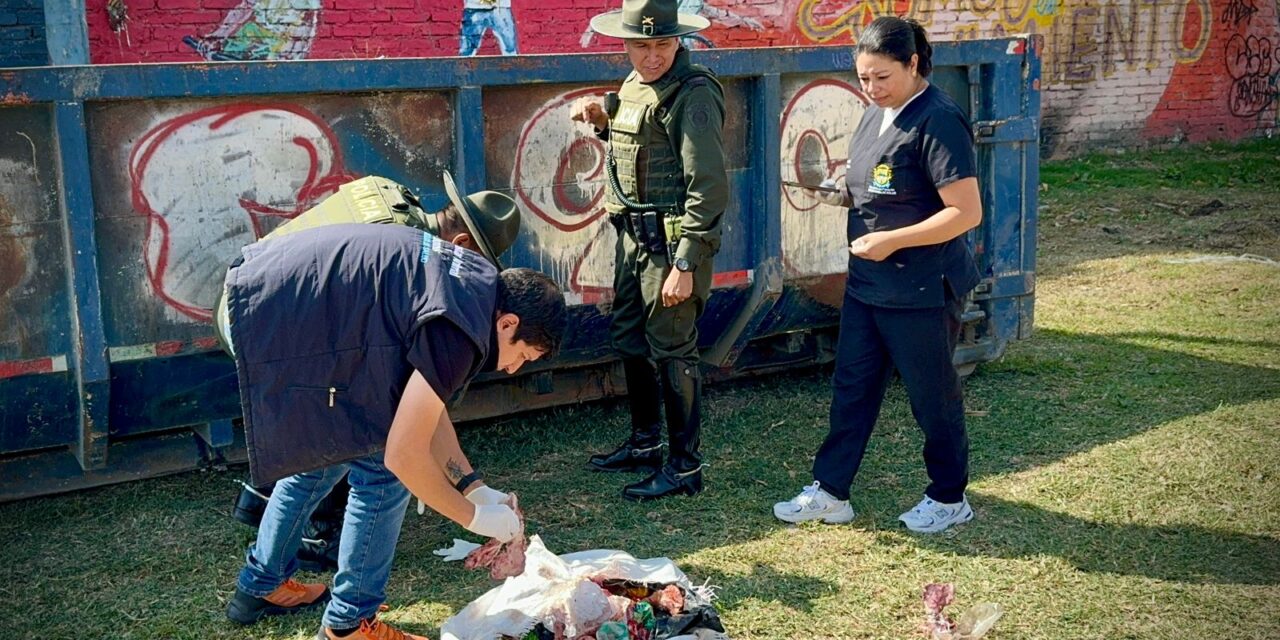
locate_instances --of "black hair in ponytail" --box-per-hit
[855,17,933,78]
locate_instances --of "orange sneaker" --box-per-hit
[317,617,429,640]
[226,578,330,624]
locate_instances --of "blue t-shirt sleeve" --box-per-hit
[919,107,977,189]
[406,319,480,401]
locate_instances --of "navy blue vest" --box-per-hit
[226,224,497,485]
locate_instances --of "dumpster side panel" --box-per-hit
[0,43,1040,500]
[86,94,456,341]
[0,104,79,454]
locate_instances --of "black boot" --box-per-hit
[623,361,704,501]
[233,481,275,527]
[297,477,347,572]
[589,357,664,473]
[232,477,346,573]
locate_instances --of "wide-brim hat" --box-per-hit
[590,0,709,39]
[442,170,521,269]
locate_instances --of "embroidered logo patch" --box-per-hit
[419,232,433,263]
[689,102,711,132]
[869,163,896,195]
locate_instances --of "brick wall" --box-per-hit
[0,0,48,67]
[66,1,1280,157]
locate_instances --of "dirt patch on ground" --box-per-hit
[1038,189,1280,275]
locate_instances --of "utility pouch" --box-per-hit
[663,214,682,262]
[637,210,668,257]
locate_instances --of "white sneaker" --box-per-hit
[898,495,974,533]
[773,481,855,524]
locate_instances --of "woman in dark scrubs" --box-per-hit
[773,16,984,533]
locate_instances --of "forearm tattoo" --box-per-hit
[446,458,466,482]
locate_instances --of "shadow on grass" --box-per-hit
[467,325,1279,586]
[676,562,836,614]
[877,494,1280,586]
[1,323,1275,636]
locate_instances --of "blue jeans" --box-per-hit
[459,8,518,55]
[237,452,412,629]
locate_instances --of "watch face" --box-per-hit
[676,258,691,272]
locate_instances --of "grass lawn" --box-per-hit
[2,139,1277,639]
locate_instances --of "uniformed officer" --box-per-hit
[773,17,984,533]
[217,171,521,573]
[570,0,729,501]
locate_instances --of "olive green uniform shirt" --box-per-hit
[602,47,729,363]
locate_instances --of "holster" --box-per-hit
[614,208,679,263]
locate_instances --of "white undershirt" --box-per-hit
[879,83,929,136]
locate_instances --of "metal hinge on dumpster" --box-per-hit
[971,273,1036,301]
[972,117,1037,144]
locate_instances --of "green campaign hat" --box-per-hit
[589,0,709,40]
[442,170,521,269]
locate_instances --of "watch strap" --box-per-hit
[454,470,484,494]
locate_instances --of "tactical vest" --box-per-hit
[606,61,723,215]
[263,176,433,240]
[213,176,435,354]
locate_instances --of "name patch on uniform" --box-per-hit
[612,100,647,134]
[419,232,434,263]
[869,163,896,195]
[449,244,464,278]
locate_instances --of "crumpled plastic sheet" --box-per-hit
[440,536,712,640]
[921,583,1003,640]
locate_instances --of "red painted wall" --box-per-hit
[84,0,1280,158]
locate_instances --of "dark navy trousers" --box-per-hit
[813,286,969,504]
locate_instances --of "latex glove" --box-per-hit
[466,504,520,543]
[432,538,482,562]
[465,485,510,506]
[813,178,852,208]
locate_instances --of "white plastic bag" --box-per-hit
[440,535,695,640]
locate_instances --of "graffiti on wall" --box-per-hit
[128,104,353,320]
[461,0,519,55]
[512,88,618,303]
[86,0,1280,151]
[580,0,765,48]
[1220,0,1280,125]
[1222,0,1261,26]
[478,39,873,288]
[779,78,868,278]
[1226,34,1278,116]
[182,0,321,61]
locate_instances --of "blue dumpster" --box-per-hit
[0,39,1040,501]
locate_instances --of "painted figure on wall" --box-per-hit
[579,0,763,48]
[460,0,519,56]
[674,0,764,48]
[183,0,321,62]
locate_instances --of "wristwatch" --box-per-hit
[674,257,693,273]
